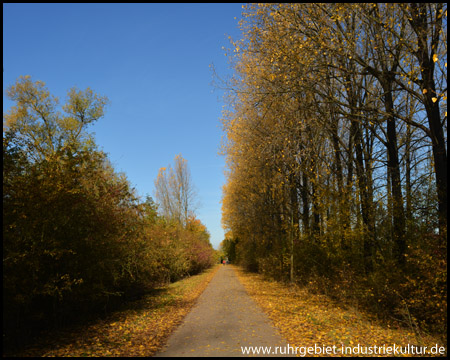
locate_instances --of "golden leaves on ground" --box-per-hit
[235,267,445,357]
[17,266,220,357]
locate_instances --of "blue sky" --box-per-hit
[3,3,244,249]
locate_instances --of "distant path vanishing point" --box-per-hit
[155,265,288,357]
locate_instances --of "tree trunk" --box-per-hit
[382,79,406,264]
[409,2,447,239]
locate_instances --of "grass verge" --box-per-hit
[234,266,446,357]
[10,265,220,357]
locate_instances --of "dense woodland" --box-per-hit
[2,2,447,353]
[220,3,446,336]
[3,76,215,351]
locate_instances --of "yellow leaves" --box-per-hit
[18,267,219,357]
[221,3,447,279]
[5,76,108,162]
[236,267,444,356]
[63,87,108,125]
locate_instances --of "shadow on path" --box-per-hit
[155,265,289,357]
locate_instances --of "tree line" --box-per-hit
[3,76,215,351]
[220,3,446,336]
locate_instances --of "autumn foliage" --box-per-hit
[220,3,446,338]
[3,76,215,352]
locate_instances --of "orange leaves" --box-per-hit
[235,267,445,357]
[15,266,219,357]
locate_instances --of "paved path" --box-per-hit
[155,265,288,357]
